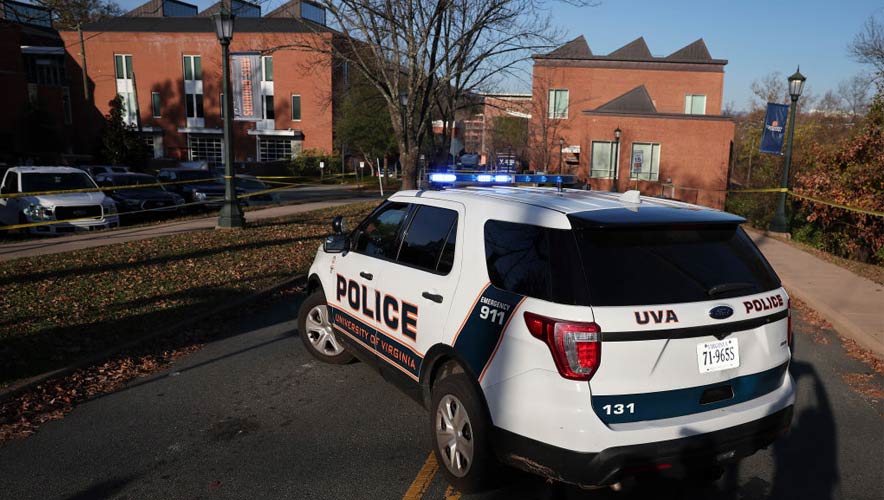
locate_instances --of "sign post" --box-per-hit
[319,161,325,181]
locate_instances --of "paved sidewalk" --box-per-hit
[0,197,374,262]
[748,229,884,359]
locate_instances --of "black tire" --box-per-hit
[430,372,500,493]
[297,290,354,364]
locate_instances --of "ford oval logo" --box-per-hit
[709,305,734,320]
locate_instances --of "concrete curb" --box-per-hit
[782,278,884,360]
[0,274,306,404]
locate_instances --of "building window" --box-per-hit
[151,92,161,117]
[25,54,66,86]
[183,55,202,81]
[548,89,569,119]
[262,56,273,82]
[291,95,301,121]
[629,143,661,181]
[62,87,72,125]
[685,94,706,115]
[185,93,204,118]
[188,134,223,163]
[590,141,616,179]
[258,137,293,162]
[264,95,275,119]
[301,1,326,25]
[114,54,137,125]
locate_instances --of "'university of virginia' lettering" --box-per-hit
[635,309,679,325]
[336,274,418,340]
[743,294,784,314]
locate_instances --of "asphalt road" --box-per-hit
[0,297,881,500]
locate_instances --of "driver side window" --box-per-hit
[1,173,19,194]
[352,201,410,260]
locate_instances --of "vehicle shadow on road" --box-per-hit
[60,474,138,500]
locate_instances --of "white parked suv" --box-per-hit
[0,167,119,234]
[298,185,795,491]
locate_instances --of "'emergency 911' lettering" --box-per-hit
[336,274,418,340]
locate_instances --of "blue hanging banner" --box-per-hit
[759,103,789,154]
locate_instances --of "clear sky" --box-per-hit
[116,0,882,111]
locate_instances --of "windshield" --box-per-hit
[236,178,267,190]
[22,172,98,193]
[573,225,781,306]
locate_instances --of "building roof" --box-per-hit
[76,15,332,33]
[265,0,300,17]
[594,85,657,114]
[125,0,198,17]
[198,0,261,18]
[544,35,592,58]
[536,36,726,65]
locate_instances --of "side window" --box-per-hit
[4,173,20,193]
[353,202,410,259]
[484,220,587,304]
[397,205,458,274]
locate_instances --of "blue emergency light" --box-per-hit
[428,172,577,185]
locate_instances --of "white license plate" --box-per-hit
[697,338,740,373]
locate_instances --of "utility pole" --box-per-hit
[77,24,90,103]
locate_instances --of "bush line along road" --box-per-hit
[0,200,881,499]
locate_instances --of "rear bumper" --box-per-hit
[492,405,793,486]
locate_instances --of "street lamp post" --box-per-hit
[610,126,621,192]
[558,138,564,174]
[213,6,244,229]
[769,68,806,234]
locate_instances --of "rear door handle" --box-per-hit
[422,292,443,303]
[359,271,373,280]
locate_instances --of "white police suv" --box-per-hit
[298,180,794,491]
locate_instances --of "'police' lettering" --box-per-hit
[743,294,784,314]
[334,275,417,340]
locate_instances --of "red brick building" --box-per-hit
[532,36,735,208]
[57,0,337,165]
[0,0,78,164]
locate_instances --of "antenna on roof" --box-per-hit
[621,190,641,204]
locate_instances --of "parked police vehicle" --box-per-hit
[298,174,794,491]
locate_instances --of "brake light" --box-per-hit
[787,298,793,349]
[524,312,601,380]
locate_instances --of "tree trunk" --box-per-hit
[400,141,419,190]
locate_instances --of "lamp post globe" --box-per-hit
[769,67,805,234]
[213,6,244,229]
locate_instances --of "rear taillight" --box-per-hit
[787,298,793,349]
[524,312,601,381]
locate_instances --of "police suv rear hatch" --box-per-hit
[568,205,791,426]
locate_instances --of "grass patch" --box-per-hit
[0,201,377,386]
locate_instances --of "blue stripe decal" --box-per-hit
[453,285,524,377]
[591,363,789,424]
[329,306,422,379]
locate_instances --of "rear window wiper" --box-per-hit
[708,282,755,297]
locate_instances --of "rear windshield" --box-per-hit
[574,225,780,306]
[22,172,97,192]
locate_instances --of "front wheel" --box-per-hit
[297,290,354,364]
[430,373,500,493]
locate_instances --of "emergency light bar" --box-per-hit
[428,172,577,185]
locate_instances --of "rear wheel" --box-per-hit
[430,372,499,493]
[297,290,354,364]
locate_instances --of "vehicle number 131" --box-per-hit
[602,403,635,415]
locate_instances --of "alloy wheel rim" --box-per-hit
[435,394,474,477]
[304,305,344,356]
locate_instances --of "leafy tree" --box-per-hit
[100,95,149,167]
[335,81,397,176]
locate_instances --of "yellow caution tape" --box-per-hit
[788,191,884,218]
[0,178,213,199]
[728,187,790,193]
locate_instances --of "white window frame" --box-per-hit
[684,94,706,115]
[590,141,616,179]
[548,89,569,119]
[114,54,138,126]
[629,142,661,182]
[183,55,204,127]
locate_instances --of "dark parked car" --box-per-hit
[236,175,280,206]
[84,165,130,179]
[156,168,227,209]
[94,173,184,218]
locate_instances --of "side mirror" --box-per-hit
[331,215,345,234]
[323,233,348,253]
